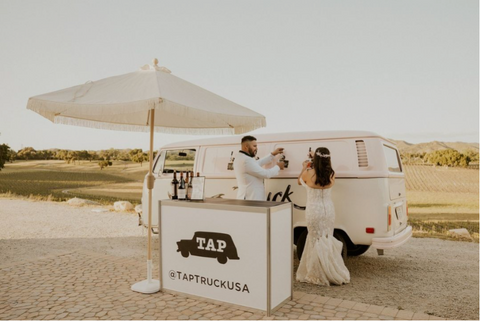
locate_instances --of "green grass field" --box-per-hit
[0,160,147,204]
[405,165,479,242]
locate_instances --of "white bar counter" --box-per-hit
[158,198,293,316]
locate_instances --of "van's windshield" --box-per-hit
[163,149,196,173]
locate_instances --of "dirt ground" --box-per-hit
[0,198,478,320]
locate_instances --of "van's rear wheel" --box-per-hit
[347,244,370,256]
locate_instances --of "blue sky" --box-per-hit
[0,0,478,151]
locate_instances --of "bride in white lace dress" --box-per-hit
[296,147,350,286]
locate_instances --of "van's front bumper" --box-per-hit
[371,225,412,250]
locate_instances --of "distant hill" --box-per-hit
[390,140,479,154]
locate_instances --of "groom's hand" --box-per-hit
[271,147,284,156]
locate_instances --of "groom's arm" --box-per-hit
[257,147,284,166]
[256,153,275,167]
[246,157,280,179]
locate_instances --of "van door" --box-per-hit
[382,145,408,234]
[142,148,197,227]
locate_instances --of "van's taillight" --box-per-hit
[366,228,375,234]
[387,206,392,231]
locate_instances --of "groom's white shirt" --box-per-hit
[234,151,280,201]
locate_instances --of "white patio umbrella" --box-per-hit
[26,59,266,294]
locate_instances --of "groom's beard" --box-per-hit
[248,148,257,158]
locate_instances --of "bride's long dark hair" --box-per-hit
[313,147,335,186]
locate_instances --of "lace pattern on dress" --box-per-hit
[296,177,350,286]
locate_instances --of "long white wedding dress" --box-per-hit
[296,177,350,286]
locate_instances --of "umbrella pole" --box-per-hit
[131,108,160,294]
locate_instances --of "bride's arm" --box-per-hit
[298,160,309,185]
[330,173,336,186]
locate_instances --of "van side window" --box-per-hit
[383,145,402,172]
[163,149,196,174]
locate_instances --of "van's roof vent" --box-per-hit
[355,140,368,167]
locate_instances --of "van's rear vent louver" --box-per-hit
[355,140,368,167]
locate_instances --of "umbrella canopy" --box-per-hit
[26,59,266,294]
[27,63,266,135]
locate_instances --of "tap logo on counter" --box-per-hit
[168,270,250,293]
[176,231,240,264]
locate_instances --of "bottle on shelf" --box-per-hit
[191,172,203,200]
[184,171,189,200]
[227,151,235,170]
[178,171,186,200]
[307,147,313,168]
[171,170,179,200]
[187,171,193,200]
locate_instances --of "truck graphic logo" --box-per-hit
[176,231,240,264]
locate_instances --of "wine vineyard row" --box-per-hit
[404,165,478,193]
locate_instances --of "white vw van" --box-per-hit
[141,130,412,259]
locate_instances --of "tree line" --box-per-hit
[1,144,478,172]
[400,149,479,168]
[0,145,157,171]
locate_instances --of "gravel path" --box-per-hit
[294,239,479,320]
[0,199,478,320]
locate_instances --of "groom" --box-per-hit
[234,135,284,201]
